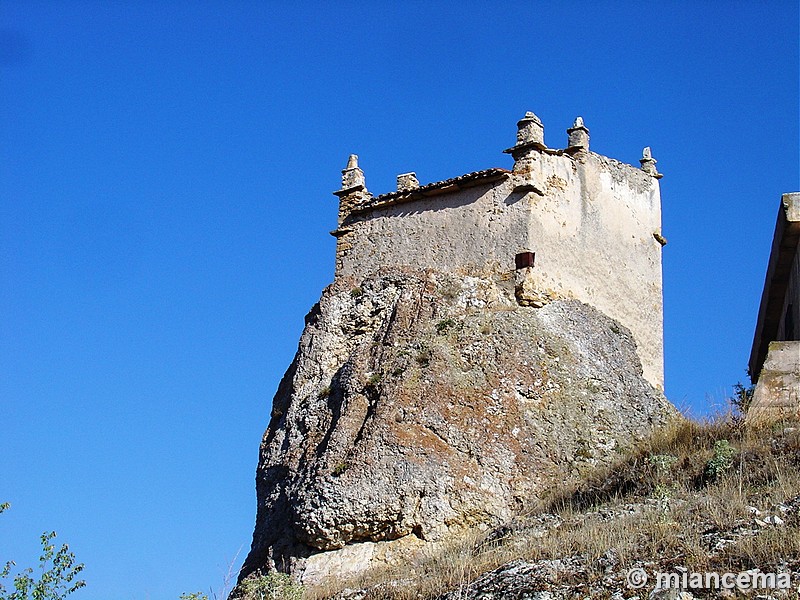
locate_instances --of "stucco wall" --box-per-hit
[336,150,664,388]
[522,152,663,388]
[340,182,529,277]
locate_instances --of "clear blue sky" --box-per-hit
[1,2,797,599]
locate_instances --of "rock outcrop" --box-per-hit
[238,268,676,589]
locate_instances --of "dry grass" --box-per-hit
[716,526,800,569]
[307,417,800,599]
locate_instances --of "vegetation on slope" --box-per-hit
[310,412,800,599]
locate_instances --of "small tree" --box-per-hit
[730,381,754,415]
[0,503,86,600]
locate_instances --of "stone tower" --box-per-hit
[331,113,666,387]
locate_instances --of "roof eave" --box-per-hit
[749,193,800,381]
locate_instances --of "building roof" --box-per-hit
[351,168,511,215]
[749,192,800,381]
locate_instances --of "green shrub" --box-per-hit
[239,573,303,600]
[435,318,457,334]
[332,462,350,477]
[647,453,677,475]
[0,503,86,600]
[705,439,737,480]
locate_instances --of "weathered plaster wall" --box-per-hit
[340,181,528,278]
[522,151,663,389]
[336,149,664,388]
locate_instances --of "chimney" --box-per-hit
[566,116,590,152]
[397,172,420,192]
[333,154,371,226]
[639,147,663,179]
[503,111,547,174]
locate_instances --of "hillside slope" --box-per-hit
[321,418,800,599]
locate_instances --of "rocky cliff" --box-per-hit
[238,268,676,591]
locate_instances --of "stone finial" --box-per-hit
[397,172,420,192]
[334,153,370,227]
[639,147,663,179]
[515,111,545,147]
[503,111,546,174]
[566,116,590,151]
[339,153,367,191]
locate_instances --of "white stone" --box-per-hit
[764,515,785,526]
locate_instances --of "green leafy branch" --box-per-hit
[0,503,86,600]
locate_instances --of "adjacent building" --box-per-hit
[747,192,800,422]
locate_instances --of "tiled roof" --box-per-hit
[353,168,511,214]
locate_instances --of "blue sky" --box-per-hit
[1,2,798,599]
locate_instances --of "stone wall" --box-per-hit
[746,341,800,423]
